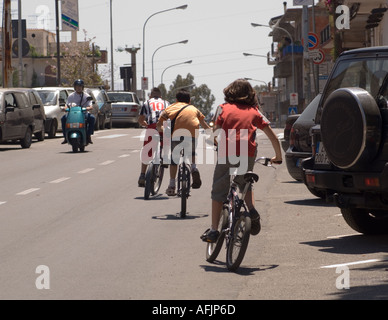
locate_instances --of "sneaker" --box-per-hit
[191,168,202,189]
[166,185,176,196]
[138,174,145,187]
[87,136,93,144]
[200,228,220,243]
[249,208,261,235]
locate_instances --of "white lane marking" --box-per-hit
[131,150,140,153]
[97,134,128,139]
[78,168,95,174]
[320,259,382,269]
[17,188,40,196]
[0,201,6,206]
[119,154,130,158]
[50,177,71,184]
[100,160,115,166]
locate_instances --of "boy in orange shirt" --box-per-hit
[157,89,210,196]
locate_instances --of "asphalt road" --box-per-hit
[0,128,387,300]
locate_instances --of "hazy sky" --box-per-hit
[2,0,305,107]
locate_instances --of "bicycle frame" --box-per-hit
[205,157,275,271]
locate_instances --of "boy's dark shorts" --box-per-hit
[170,136,197,165]
[211,155,256,203]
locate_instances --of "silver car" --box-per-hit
[35,87,74,138]
[107,91,141,127]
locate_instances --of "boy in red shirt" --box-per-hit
[201,79,282,243]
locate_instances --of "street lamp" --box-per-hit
[243,52,267,58]
[161,60,192,85]
[152,39,188,88]
[251,23,295,94]
[142,5,188,97]
[244,77,268,86]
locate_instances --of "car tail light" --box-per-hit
[306,173,315,184]
[131,107,137,112]
[289,127,295,147]
[364,177,380,187]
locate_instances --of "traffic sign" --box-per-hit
[290,92,298,106]
[141,77,149,90]
[308,32,319,50]
[311,49,325,65]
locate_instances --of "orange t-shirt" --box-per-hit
[158,102,205,137]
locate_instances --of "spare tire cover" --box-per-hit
[321,88,381,169]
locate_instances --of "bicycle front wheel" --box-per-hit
[226,215,251,272]
[206,205,229,262]
[152,164,164,195]
[144,162,154,200]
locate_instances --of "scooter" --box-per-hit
[64,98,92,152]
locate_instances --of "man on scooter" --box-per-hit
[61,79,95,145]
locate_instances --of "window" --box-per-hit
[320,25,330,45]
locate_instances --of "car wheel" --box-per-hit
[20,127,32,148]
[35,125,45,141]
[321,88,381,170]
[48,121,57,139]
[341,208,388,234]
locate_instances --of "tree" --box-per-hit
[50,31,103,86]
[159,73,215,116]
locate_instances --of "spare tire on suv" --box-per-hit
[321,88,382,170]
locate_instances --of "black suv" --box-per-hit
[302,46,388,234]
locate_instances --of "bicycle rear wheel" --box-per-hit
[206,205,229,262]
[179,163,190,218]
[144,162,154,200]
[226,215,251,271]
[152,164,164,195]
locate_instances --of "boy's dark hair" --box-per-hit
[175,89,191,104]
[223,78,258,106]
[150,87,162,99]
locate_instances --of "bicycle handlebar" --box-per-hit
[255,157,282,167]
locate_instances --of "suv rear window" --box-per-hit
[317,57,388,122]
[323,58,388,101]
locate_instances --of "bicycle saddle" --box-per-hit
[243,171,259,183]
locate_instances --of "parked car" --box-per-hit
[302,46,388,234]
[20,88,46,141]
[285,94,321,182]
[107,91,141,127]
[0,88,39,148]
[86,87,112,130]
[35,87,74,138]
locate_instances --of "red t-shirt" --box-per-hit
[215,103,270,157]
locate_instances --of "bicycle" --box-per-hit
[144,134,165,200]
[205,157,276,272]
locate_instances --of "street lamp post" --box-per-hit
[161,60,192,85]
[142,5,188,98]
[152,40,188,88]
[242,52,267,58]
[251,23,296,95]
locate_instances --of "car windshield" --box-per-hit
[37,90,58,106]
[108,92,133,102]
[323,57,388,102]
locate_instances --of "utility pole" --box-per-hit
[2,0,12,87]
[125,46,140,92]
[110,0,114,90]
[18,0,23,87]
[55,0,61,86]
